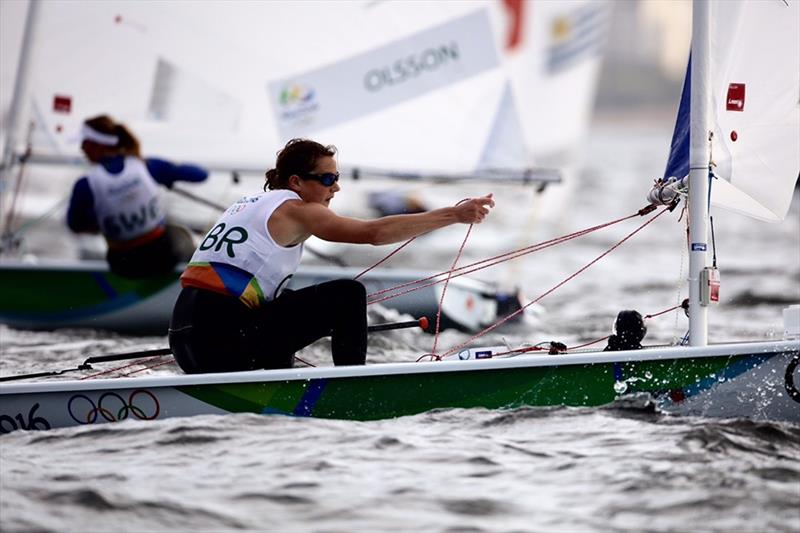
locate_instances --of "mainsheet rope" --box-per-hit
[423,302,687,362]
[430,202,474,355]
[79,356,174,380]
[431,205,673,360]
[363,207,654,306]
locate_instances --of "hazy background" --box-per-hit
[2,7,799,533]
[1,0,691,136]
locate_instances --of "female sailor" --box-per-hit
[169,138,494,373]
[67,114,208,277]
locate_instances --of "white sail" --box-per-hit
[1,0,608,177]
[664,0,800,222]
[708,0,800,222]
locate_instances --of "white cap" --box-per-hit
[74,123,119,146]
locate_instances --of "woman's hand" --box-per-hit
[454,194,495,224]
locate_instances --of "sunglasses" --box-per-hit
[301,172,340,186]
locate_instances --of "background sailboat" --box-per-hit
[0,0,610,334]
[1,0,608,239]
[1,0,607,176]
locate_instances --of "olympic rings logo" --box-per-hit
[68,389,160,425]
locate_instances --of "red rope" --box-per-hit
[119,359,175,377]
[441,300,687,360]
[79,356,172,380]
[431,222,473,356]
[436,206,672,359]
[353,196,484,281]
[644,304,682,320]
[366,211,642,305]
[353,236,419,281]
[567,336,611,351]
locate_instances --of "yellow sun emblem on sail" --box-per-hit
[551,17,572,43]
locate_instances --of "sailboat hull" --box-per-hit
[1,340,797,433]
[0,260,506,334]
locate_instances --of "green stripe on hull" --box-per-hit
[0,267,176,313]
[178,354,741,420]
[178,380,308,415]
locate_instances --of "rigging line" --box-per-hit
[455,302,687,360]
[353,236,418,280]
[366,210,643,304]
[673,212,688,344]
[355,193,574,283]
[79,357,169,380]
[431,222,473,356]
[294,355,315,367]
[567,336,611,351]
[119,358,175,377]
[366,230,589,305]
[2,195,69,243]
[366,213,645,305]
[436,206,673,359]
[644,304,683,320]
[365,227,607,306]
[709,215,717,267]
[2,143,32,240]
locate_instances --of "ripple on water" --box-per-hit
[439,498,510,516]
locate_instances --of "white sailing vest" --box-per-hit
[85,157,166,243]
[187,190,304,302]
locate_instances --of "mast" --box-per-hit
[0,0,40,178]
[687,0,711,346]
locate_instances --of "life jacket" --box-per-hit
[180,190,304,309]
[85,157,166,246]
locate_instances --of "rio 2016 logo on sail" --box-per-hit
[68,390,160,425]
[277,83,319,121]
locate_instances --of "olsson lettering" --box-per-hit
[199,222,249,258]
[364,43,460,92]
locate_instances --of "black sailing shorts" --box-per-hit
[168,280,367,374]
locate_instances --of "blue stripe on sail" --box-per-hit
[663,56,691,181]
[293,379,328,416]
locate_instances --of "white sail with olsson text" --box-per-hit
[2,0,608,179]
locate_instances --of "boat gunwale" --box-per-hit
[1,339,796,395]
[0,259,495,288]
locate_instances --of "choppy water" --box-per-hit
[1,122,799,532]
